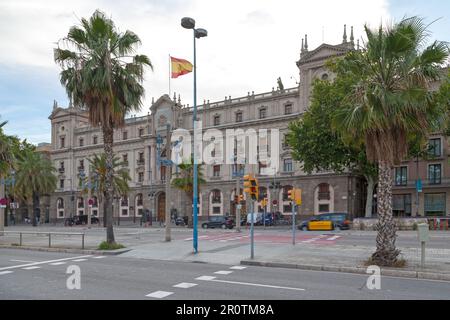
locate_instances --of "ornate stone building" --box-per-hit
[44,27,377,223]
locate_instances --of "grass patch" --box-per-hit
[98,241,125,250]
[363,257,408,268]
[11,243,20,246]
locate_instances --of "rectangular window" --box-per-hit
[93,136,98,145]
[60,137,65,149]
[213,165,221,177]
[428,138,442,157]
[79,138,84,147]
[121,209,129,216]
[139,128,144,137]
[284,104,292,115]
[138,152,144,162]
[395,166,408,186]
[318,204,330,213]
[283,204,292,212]
[259,108,267,119]
[123,131,128,140]
[213,206,221,214]
[138,172,144,183]
[424,193,446,217]
[428,164,442,185]
[393,194,412,217]
[235,112,243,123]
[161,166,166,181]
[214,115,220,126]
[59,179,64,189]
[283,159,293,172]
[123,154,128,165]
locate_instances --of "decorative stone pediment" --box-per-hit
[297,43,350,66]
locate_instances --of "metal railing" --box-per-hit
[0,231,85,249]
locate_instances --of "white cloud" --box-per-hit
[0,0,391,117]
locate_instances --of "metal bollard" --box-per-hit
[19,233,22,246]
[82,234,85,249]
[48,233,51,248]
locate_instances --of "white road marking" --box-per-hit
[214,270,233,275]
[173,282,198,289]
[326,235,340,241]
[92,256,106,259]
[146,291,174,299]
[10,259,37,263]
[230,266,247,270]
[195,276,216,281]
[71,259,87,262]
[50,262,67,266]
[0,271,14,275]
[197,278,305,291]
[0,255,93,271]
[22,266,41,270]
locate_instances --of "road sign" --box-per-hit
[416,179,423,193]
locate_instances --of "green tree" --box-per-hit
[14,150,57,227]
[332,17,449,266]
[171,158,206,227]
[54,10,152,243]
[287,79,378,218]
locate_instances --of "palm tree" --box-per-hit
[0,121,12,175]
[171,158,206,227]
[14,151,57,227]
[332,17,449,266]
[79,153,131,214]
[54,10,152,243]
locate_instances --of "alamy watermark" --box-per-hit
[169,121,280,175]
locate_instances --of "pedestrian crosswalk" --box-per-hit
[183,232,342,244]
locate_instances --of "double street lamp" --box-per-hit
[181,17,207,254]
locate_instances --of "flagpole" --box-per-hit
[168,54,171,97]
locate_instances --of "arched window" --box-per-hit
[318,183,330,200]
[57,198,65,218]
[211,190,221,204]
[210,190,222,215]
[136,193,143,207]
[57,198,64,209]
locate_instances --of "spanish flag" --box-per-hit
[171,56,193,78]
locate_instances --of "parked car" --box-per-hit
[202,216,234,229]
[298,213,352,231]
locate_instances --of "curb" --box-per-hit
[240,260,450,282]
[0,245,130,256]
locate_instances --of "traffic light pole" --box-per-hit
[292,202,296,245]
[236,174,241,233]
[250,199,254,259]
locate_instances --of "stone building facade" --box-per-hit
[45,30,369,223]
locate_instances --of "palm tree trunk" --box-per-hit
[102,126,115,244]
[365,175,375,218]
[371,161,400,266]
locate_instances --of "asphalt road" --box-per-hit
[1,249,450,300]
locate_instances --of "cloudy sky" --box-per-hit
[0,0,449,144]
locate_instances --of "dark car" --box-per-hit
[298,213,352,231]
[202,216,234,229]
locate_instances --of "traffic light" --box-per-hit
[294,188,302,205]
[261,198,268,207]
[243,174,259,201]
[239,194,244,203]
[287,188,294,201]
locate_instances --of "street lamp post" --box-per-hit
[181,17,207,254]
